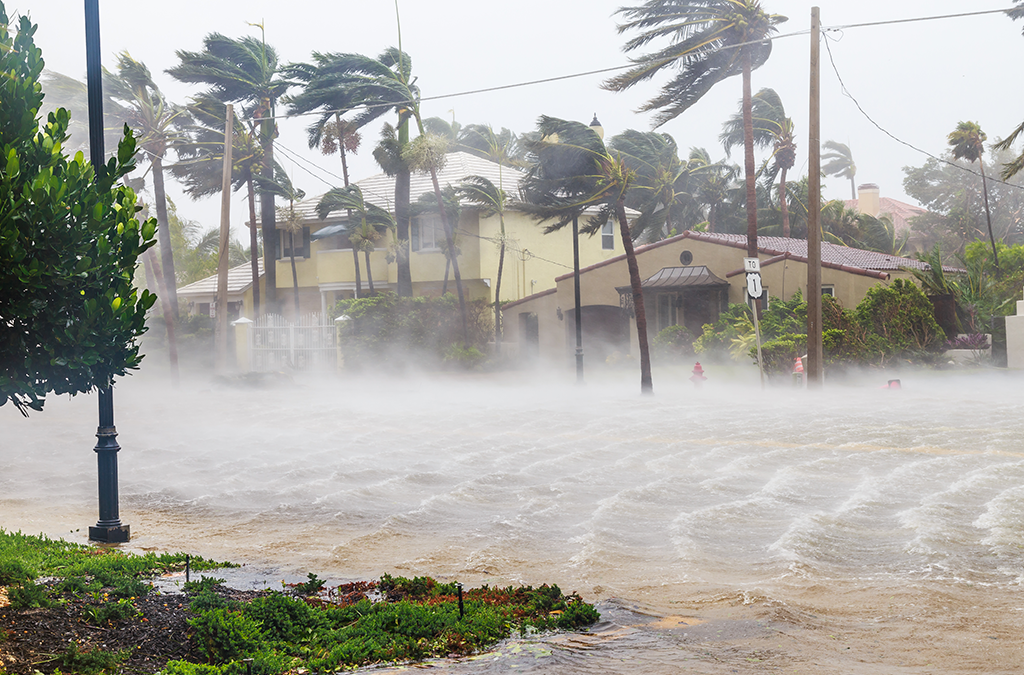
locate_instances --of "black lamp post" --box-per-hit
[570,114,605,383]
[85,0,129,543]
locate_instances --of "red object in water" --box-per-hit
[690,362,707,383]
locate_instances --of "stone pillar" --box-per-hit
[1005,290,1024,369]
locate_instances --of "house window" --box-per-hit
[657,293,678,331]
[822,285,835,297]
[276,227,310,259]
[412,214,444,252]
[601,221,615,250]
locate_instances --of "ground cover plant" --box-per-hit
[0,531,600,674]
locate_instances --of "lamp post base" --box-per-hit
[89,524,130,543]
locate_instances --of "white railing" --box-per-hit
[247,313,336,372]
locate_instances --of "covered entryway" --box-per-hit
[618,266,730,336]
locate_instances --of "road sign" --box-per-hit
[744,257,761,273]
[746,272,763,299]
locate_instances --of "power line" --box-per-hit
[821,30,1024,193]
[822,7,1013,32]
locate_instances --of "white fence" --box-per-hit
[245,313,337,372]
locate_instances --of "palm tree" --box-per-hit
[458,124,527,168]
[167,26,292,311]
[688,147,738,232]
[609,129,700,241]
[604,0,787,258]
[316,185,397,295]
[948,121,999,275]
[257,172,306,316]
[720,88,797,236]
[456,175,510,346]
[519,116,653,394]
[821,140,857,200]
[170,92,268,316]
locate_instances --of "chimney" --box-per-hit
[857,183,880,217]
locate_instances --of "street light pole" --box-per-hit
[572,215,584,382]
[85,0,129,543]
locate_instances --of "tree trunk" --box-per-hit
[780,167,790,238]
[494,223,506,348]
[428,166,469,346]
[741,52,758,259]
[351,247,362,298]
[364,249,375,294]
[978,160,1001,276]
[395,119,413,297]
[260,113,278,311]
[150,154,179,318]
[144,248,179,386]
[246,176,260,317]
[849,176,856,201]
[442,257,450,295]
[617,199,652,394]
[289,231,299,318]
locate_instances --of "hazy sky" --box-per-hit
[18,1,1024,238]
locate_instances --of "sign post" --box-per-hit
[744,258,765,389]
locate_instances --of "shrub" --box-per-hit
[652,324,697,360]
[244,592,319,643]
[188,609,263,664]
[856,279,945,363]
[8,579,49,609]
[55,644,127,675]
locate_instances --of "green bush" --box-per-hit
[652,324,697,360]
[8,579,50,609]
[333,293,492,370]
[0,557,35,585]
[55,644,127,675]
[188,608,263,664]
[244,592,319,643]
[856,278,946,363]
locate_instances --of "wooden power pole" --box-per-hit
[806,7,824,387]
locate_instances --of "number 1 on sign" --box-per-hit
[746,272,762,299]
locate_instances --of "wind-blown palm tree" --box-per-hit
[720,88,797,236]
[610,129,701,242]
[257,172,306,316]
[456,175,511,346]
[604,0,787,258]
[167,27,292,311]
[948,121,999,275]
[821,140,857,200]
[519,116,653,394]
[316,185,396,295]
[688,147,738,232]
[171,92,268,316]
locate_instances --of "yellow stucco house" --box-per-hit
[502,230,940,365]
[262,151,627,319]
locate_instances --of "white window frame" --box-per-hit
[412,214,444,252]
[601,221,615,250]
[747,286,770,311]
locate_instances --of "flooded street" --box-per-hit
[3,367,1024,672]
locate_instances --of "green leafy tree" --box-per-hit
[167,26,292,311]
[821,140,857,200]
[519,116,653,394]
[455,175,511,345]
[948,121,999,274]
[0,7,157,413]
[604,0,787,258]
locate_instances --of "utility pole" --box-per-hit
[215,104,234,373]
[806,6,824,388]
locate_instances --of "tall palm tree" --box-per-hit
[519,116,653,394]
[821,140,857,199]
[610,129,701,242]
[688,147,738,232]
[316,184,396,295]
[456,175,510,346]
[458,124,527,168]
[167,27,292,311]
[948,121,999,275]
[604,0,787,258]
[720,88,797,236]
[256,172,306,316]
[170,92,268,316]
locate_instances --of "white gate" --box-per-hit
[248,313,336,372]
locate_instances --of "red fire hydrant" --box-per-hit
[690,361,707,386]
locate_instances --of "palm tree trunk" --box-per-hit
[289,232,299,318]
[351,247,363,298]
[780,167,790,238]
[395,119,413,297]
[260,114,278,311]
[151,154,179,318]
[442,258,451,295]
[246,177,260,317]
[849,176,856,201]
[364,249,375,294]
[978,160,1001,276]
[494,223,506,348]
[617,199,652,394]
[428,167,469,346]
[741,51,758,259]
[144,248,179,386]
